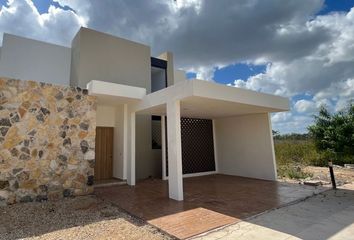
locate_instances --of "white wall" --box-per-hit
[214,113,277,181]
[174,70,186,84]
[96,105,116,127]
[135,115,162,180]
[70,27,151,90]
[114,105,125,179]
[0,34,71,86]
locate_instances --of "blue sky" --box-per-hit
[31,0,74,13]
[0,0,353,134]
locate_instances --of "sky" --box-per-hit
[0,0,353,134]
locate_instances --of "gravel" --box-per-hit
[0,195,173,240]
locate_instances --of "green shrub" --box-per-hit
[274,138,354,168]
[274,139,319,166]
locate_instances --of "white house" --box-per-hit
[0,27,289,201]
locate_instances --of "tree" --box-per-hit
[308,102,354,157]
[272,130,280,136]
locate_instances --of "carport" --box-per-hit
[88,79,289,201]
[133,79,289,201]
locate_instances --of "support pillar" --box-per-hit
[166,100,183,201]
[161,115,167,180]
[127,110,136,186]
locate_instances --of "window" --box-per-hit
[151,116,162,149]
[151,66,166,92]
[151,57,167,93]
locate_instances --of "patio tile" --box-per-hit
[95,174,322,239]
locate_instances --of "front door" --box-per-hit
[95,127,114,181]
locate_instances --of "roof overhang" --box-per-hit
[87,80,146,105]
[135,80,289,118]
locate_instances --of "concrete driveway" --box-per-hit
[193,184,354,240]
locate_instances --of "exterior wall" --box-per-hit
[114,105,126,179]
[174,70,186,84]
[70,28,157,181]
[70,32,81,88]
[70,27,151,91]
[0,34,71,86]
[96,105,116,127]
[214,113,277,181]
[136,115,162,180]
[0,78,96,205]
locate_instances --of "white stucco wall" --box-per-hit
[0,34,71,85]
[174,70,186,84]
[136,115,162,180]
[114,105,125,179]
[214,113,277,181]
[70,27,151,90]
[96,105,116,127]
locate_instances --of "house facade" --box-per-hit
[0,27,289,203]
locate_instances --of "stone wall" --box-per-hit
[0,78,96,205]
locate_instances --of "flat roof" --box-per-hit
[88,79,289,118]
[134,80,289,118]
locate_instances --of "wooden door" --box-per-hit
[95,127,114,181]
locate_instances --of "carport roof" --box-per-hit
[135,80,289,118]
[87,79,289,118]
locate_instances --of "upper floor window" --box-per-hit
[151,57,167,93]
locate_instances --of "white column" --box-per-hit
[127,111,136,186]
[212,119,219,173]
[123,104,128,180]
[166,100,183,201]
[267,113,278,180]
[161,115,167,180]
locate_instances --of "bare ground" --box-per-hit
[304,166,354,184]
[0,195,173,240]
[280,166,354,185]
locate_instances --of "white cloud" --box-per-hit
[271,113,314,133]
[0,0,86,46]
[272,112,292,123]
[294,99,317,113]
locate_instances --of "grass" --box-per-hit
[274,139,319,166]
[274,139,325,179]
[274,139,354,179]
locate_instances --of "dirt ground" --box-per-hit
[0,195,172,240]
[304,166,354,185]
[280,166,354,186]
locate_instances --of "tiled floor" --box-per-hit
[95,174,325,239]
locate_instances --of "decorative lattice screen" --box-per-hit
[166,117,216,175]
[151,118,162,149]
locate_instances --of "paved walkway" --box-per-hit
[193,184,354,240]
